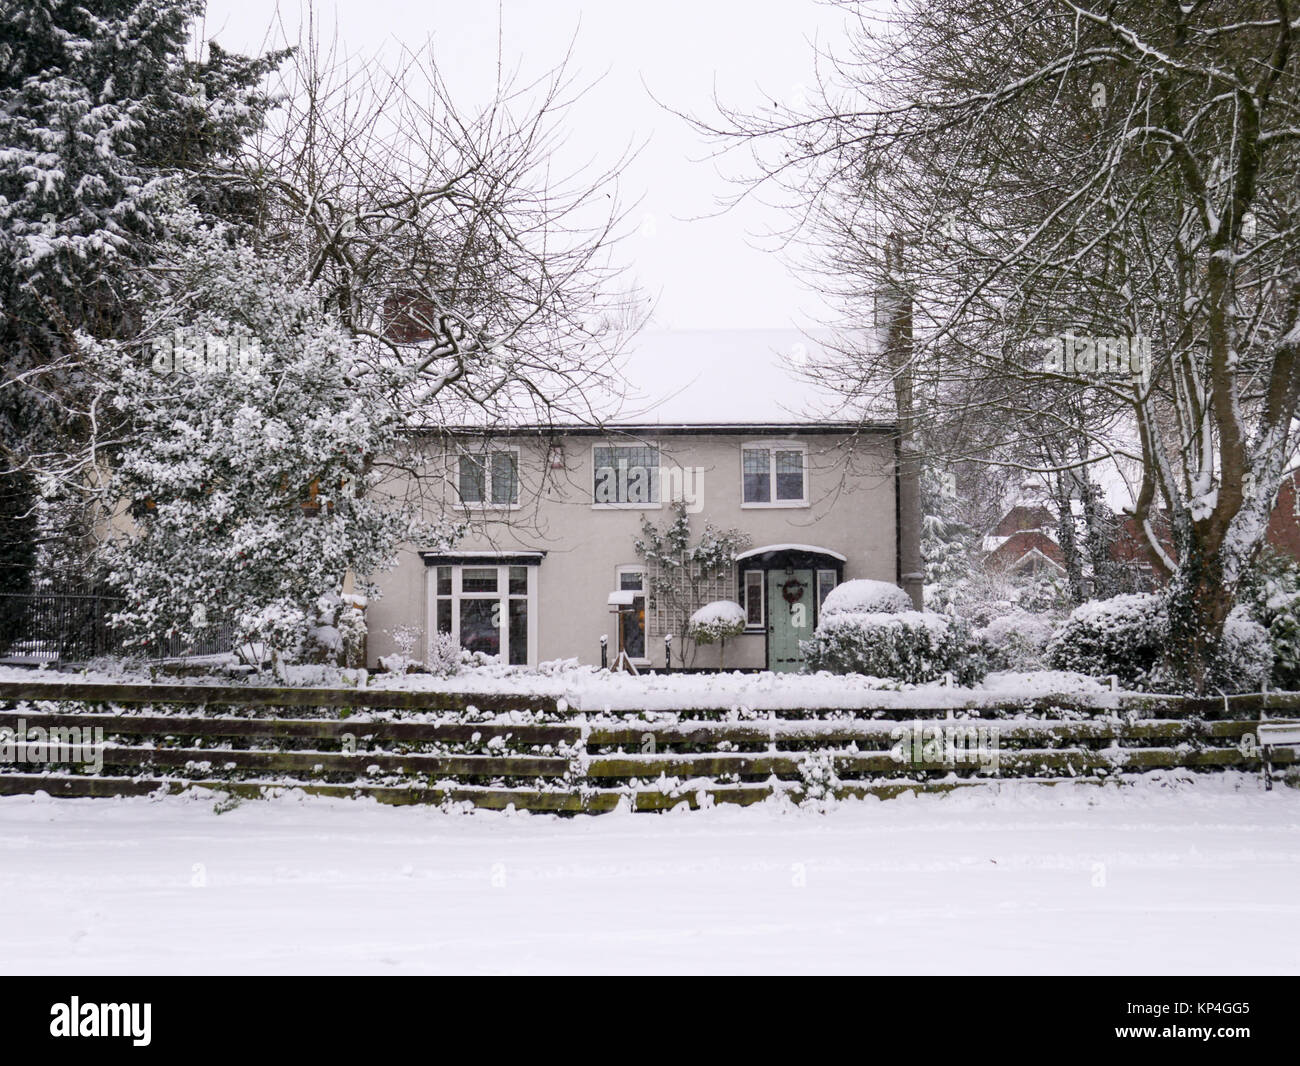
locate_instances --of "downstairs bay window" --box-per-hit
[426,559,539,666]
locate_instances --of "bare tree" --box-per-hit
[227,16,642,442]
[696,0,1300,690]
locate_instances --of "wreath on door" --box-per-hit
[781,577,806,604]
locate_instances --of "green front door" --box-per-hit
[767,569,814,672]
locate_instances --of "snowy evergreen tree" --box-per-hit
[85,213,447,662]
[0,0,283,576]
[920,465,976,611]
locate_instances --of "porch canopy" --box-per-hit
[734,544,847,570]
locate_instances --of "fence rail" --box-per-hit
[0,681,1295,811]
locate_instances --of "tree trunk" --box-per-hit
[1051,477,1086,605]
[1165,540,1235,694]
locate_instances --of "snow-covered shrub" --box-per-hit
[1045,593,1167,686]
[426,632,462,678]
[303,592,345,664]
[689,601,747,669]
[820,579,912,618]
[1268,592,1300,690]
[1015,570,1071,612]
[797,751,840,805]
[338,595,367,669]
[1236,548,1300,624]
[1213,608,1271,693]
[802,611,986,684]
[379,624,423,674]
[976,611,1056,671]
[1238,551,1300,689]
[239,603,309,666]
[1048,594,1269,692]
[689,601,747,643]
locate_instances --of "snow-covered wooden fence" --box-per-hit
[0,681,1296,811]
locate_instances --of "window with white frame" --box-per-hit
[741,442,808,506]
[457,449,519,507]
[430,564,534,665]
[816,570,837,614]
[743,570,765,630]
[592,443,660,506]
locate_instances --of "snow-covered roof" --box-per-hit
[416,328,885,433]
[611,328,859,424]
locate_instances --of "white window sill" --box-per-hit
[740,500,810,509]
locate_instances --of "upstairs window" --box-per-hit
[742,443,808,506]
[458,450,519,507]
[593,443,660,506]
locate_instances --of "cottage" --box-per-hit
[365,418,910,672]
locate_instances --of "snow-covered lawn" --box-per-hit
[3,774,1298,975]
[0,662,1128,711]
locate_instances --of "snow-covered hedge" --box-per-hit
[1046,593,1270,692]
[976,611,1056,671]
[688,601,747,644]
[802,611,987,684]
[1046,593,1167,685]
[820,579,912,618]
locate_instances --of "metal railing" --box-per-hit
[0,590,233,663]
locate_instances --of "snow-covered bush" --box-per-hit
[303,592,346,664]
[820,579,912,618]
[1045,593,1167,686]
[338,595,368,669]
[1238,551,1300,690]
[976,611,1056,671]
[1236,548,1300,624]
[379,624,425,675]
[689,600,747,669]
[802,611,987,684]
[426,631,462,678]
[1047,594,1270,692]
[1215,608,1271,693]
[1268,593,1300,690]
[689,601,747,643]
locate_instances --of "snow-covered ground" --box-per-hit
[3,774,1298,975]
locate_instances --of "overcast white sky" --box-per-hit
[199,0,855,331]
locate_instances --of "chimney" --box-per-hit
[883,234,924,609]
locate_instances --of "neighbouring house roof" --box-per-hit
[1267,474,1300,558]
[1113,472,1300,572]
[990,504,1056,538]
[984,530,1066,573]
